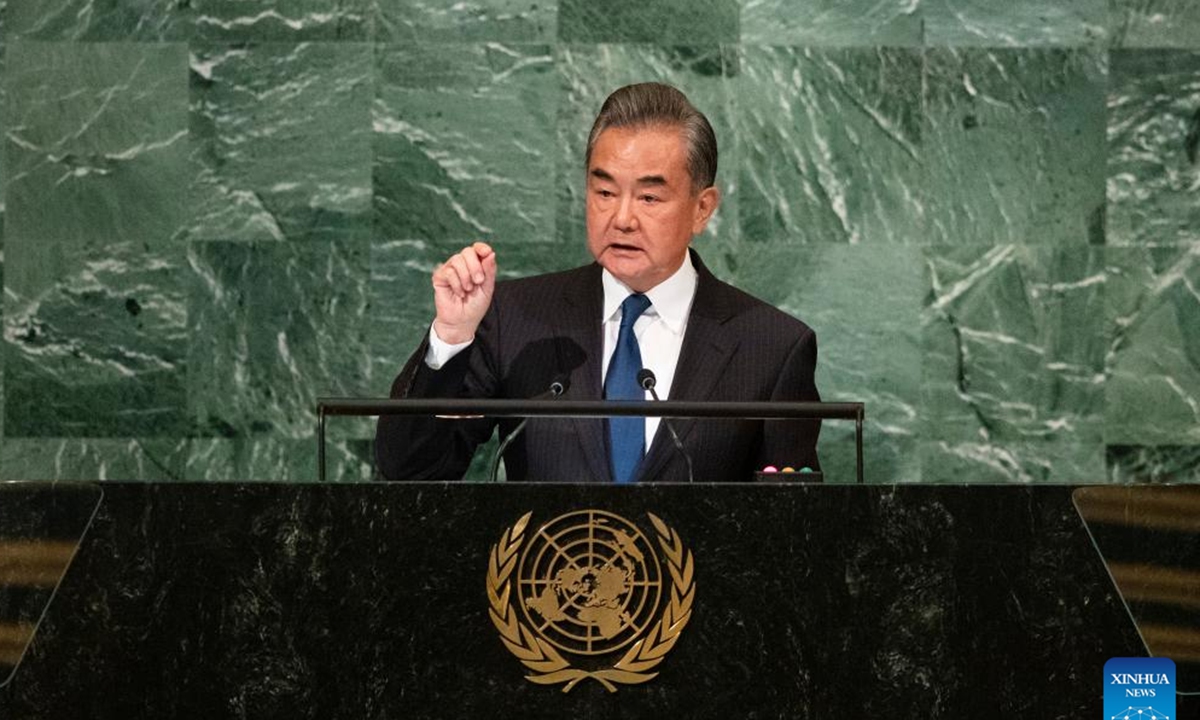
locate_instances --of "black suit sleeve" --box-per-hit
[757,326,822,474]
[374,314,501,481]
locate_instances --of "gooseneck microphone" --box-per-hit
[488,376,569,482]
[637,369,695,484]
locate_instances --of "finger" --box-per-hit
[434,262,466,298]
[480,251,498,292]
[444,254,477,293]
[459,246,486,285]
[472,241,494,260]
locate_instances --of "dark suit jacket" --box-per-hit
[375,250,821,483]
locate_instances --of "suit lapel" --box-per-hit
[557,265,611,483]
[635,253,739,483]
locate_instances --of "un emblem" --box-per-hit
[486,509,695,692]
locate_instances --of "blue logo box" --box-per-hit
[1105,657,1176,720]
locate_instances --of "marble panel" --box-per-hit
[1,29,5,445]
[0,16,6,226]
[922,0,1107,47]
[186,240,371,442]
[922,244,1107,482]
[1106,245,1200,445]
[5,42,188,248]
[376,0,554,42]
[4,0,184,40]
[0,438,190,480]
[922,49,1107,246]
[558,0,737,43]
[4,0,371,41]
[190,0,371,41]
[555,45,740,249]
[374,43,557,243]
[737,47,924,244]
[0,241,4,445]
[188,43,373,243]
[706,243,923,484]
[1107,50,1200,245]
[4,241,190,437]
[1107,444,1200,482]
[739,0,920,46]
[183,437,375,482]
[1111,0,1200,48]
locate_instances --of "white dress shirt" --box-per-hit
[425,253,699,450]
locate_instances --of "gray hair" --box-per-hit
[584,82,718,193]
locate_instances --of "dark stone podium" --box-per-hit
[0,482,1150,718]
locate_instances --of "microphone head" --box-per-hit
[636,368,656,390]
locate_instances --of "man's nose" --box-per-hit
[614,195,638,231]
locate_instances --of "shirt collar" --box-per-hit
[601,251,698,335]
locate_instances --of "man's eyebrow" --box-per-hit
[635,174,667,187]
[588,168,670,188]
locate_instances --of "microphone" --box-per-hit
[489,375,569,482]
[637,369,695,484]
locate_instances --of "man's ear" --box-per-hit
[691,185,720,235]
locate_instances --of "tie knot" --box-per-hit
[619,294,651,328]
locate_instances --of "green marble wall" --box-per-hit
[1,2,1198,483]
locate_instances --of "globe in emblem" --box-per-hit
[517,510,663,656]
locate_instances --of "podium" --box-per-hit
[0,481,1149,718]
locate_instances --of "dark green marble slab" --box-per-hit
[1105,245,1200,445]
[558,0,738,43]
[555,45,740,247]
[4,0,184,41]
[0,437,371,483]
[921,48,1107,246]
[922,245,1107,482]
[186,240,371,443]
[0,248,5,443]
[377,0,555,42]
[5,42,188,247]
[922,0,1106,47]
[1107,50,1200,245]
[740,0,921,46]
[188,0,372,41]
[707,243,923,483]
[0,28,5,446]
[1112,0,1200,48]
[737,47,923,244]
[374,43,557,243]
[0,15,6,234]
[0,438,190,481]
[4,241,190,437]
[5,0,371,41]
[188,43,373,243]
[4,44,190,438]
[1108,445,1200,482]
[183,437,376,482]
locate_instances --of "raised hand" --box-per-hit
[431,242,497,345]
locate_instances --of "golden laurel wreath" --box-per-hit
[486,511,695,693]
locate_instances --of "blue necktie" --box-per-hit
[605,293,652,484]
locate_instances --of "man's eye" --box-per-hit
[641,195,660,204]
[597,189,615,198]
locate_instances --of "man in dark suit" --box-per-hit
[375,82,820,483]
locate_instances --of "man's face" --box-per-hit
[586,125,719,293]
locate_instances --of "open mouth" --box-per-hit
[608,242,642,252]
